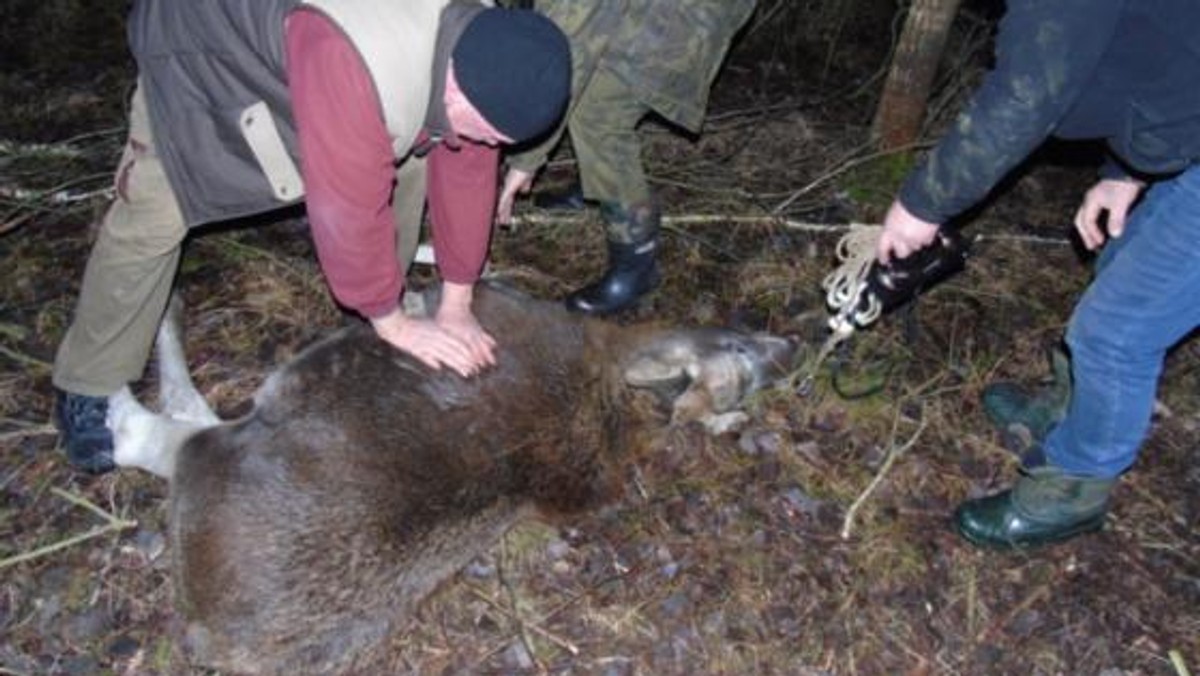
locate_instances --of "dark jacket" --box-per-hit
[900,0,1200,224]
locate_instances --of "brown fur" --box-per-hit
[163,284,794,674]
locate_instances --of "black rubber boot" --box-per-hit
[565,202,661,316]
[53,388,116,474]
[532,180,587,211]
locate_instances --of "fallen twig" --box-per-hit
[0,211,34,236]
[975,584,1051,644]
[840,406,929,540]
[0,487,137,571]
[468,587,581,657]
[0,457,37,493]
[0,344,51,370]
[512,211,1079,247]
[1170,649,1191,676]
[0,130,121,158]
[0,423,56,443]
[512,210,857,234]
[0,184,113,205]
[976,232,1072,246]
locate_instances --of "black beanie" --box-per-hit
[452,9,571,144]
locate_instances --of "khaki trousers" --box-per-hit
[53,84,426,396]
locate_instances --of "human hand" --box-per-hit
[435,282,497,371]
[877,199,941,264]
[1073,177,1145,250]
[496,168,534,225]
[370,306,490,378]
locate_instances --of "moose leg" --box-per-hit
[107,386,196,478]
[156,298,218,426]
[108,299,218,478]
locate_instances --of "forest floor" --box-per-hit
[1,6,1197,675]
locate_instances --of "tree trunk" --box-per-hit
[872,0,964,151]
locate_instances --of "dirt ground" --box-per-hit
[1,4,1197,675]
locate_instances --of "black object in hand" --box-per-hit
[866,230,970,314]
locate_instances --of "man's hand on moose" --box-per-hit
[370,306,491,378]
[434,282,497,371]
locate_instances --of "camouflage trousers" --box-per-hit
[569,64,656,242]
[53,82,427,396]
[527,0,753,243]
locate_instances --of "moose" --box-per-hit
[107,282,798,674]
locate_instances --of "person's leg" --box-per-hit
[1047,169,1200,476]
[52,83,189,473]
[979,175,1177,458]
[391,155,428,273]
[564,65,659,315]
[958,166,1200,547]
[570,65,652,211]
[528,0,619,211]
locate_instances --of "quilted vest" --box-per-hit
[127,0,461,225]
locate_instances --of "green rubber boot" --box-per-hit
[955,464,1114,549]
[982,346,1071,455]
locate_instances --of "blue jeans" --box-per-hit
[1043,164,1200,478]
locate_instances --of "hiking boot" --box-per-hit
[955,464,1113,549]
[982,345,1071,455]
[53,389,116,474]
[565,201,661,315]
[532,180,586,211]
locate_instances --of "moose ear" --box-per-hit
[619,353,696,393]
[622,348,700,406]
[621,331,708,388]
[622,330,710,386]
[623,354,688,389]
[623,359,727,428]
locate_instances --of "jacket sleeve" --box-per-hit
[427,140,499,285]
[285,9,404,319]
[898,0,1125,224]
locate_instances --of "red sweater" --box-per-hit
[285,9,498,319]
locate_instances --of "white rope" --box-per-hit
[794,223,884,395]
[821,223,883,332]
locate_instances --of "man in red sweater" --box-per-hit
[52,1,571,474]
